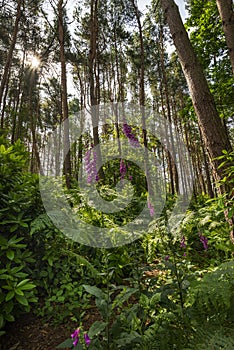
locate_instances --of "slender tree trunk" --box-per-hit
[160,0,233,242]
[0,0,22,113]
[58,0,71,188]
[89,0,104,180]
[131,0,154,196]
[216,0,234,75]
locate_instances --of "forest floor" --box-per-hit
[0,309,99,350]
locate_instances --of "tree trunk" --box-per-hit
[159,0,232,183]
[58,0,71,188]
[216,0,234,75]
[0,0,22,113]
[160,0,234,243]
[89,0,104,180]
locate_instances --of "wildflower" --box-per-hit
[129,175,133,181]
[71,328,80,347]
[180,236,186,249]
[122,121,140,148]
[84,333,91,346]
[199,234,208,250]
[84,147,99,184]
[120,159,127,179]
[147,199,154,217]
[165,255,170,261]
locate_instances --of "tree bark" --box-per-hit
[216,0,234,75]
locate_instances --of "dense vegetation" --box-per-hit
[0,0,233,349]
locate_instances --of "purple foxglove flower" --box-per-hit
[122,122,140,148]
[71,328,80,346]
[84,333,91,346]
[180,236,186,249]
[71,329,80,339]
[129,175,133,181]
[199,234,208,250]
[84,148,99,184]
[120,159,127,179]
[73,337,79,347]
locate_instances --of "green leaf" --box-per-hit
[16,279,36,290]
[15,288,24,296]
[56,338,74,348]
[4,314,14,322]
[15,294,28,306]
[83,285,105,299]
[3,301,13,314]
[5,291,14,302]
[17,279,30,288]
[8,235,23,247]
[6,250,14,260]
[88,321,107,338]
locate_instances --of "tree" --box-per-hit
[216,0,234,75]
[58,0,71,188]
[159,0,233,242]
[0,0,22,114]
[159,0,232,182]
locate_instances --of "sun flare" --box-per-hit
[30,55,41,69]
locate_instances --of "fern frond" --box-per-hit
[184,325,234,350]
[62,249,99,277]
[30,213,54,235]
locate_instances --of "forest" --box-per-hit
[0,0,234,349]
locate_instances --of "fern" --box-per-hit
[62,249,99,278]
[184,325,234,350]
[30,213,54,235]
[186,260,234,322]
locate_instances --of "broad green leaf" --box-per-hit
[3,301,13,314]
[5,290,14,302]
[6,250,14,261]
[15,288,24,296]
[56,338,74,348]
[83,285,106,299]
[15,294,28,306]
[88,321,107,338]
[4,314,14,322]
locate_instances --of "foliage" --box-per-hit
[0,139,39,335]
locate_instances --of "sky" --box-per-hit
[138,0,188,20]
